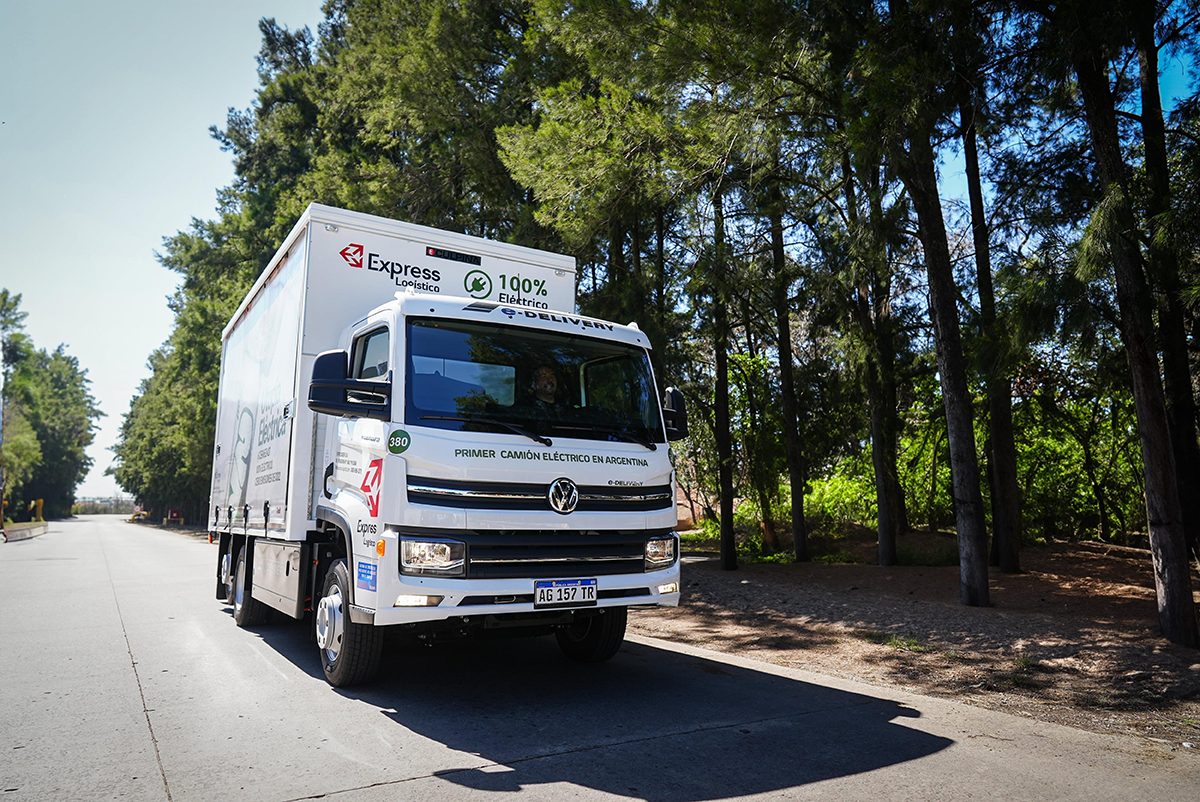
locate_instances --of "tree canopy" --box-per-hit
[1,290,100,520]
[113,0,1200,645]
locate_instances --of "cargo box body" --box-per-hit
[207,204,577,540]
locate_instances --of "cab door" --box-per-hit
[328,316,393,526]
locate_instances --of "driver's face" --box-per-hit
[534,368,557,400]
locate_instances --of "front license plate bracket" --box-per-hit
[534,578,598,609]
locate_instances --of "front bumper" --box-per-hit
[354,526,680,626]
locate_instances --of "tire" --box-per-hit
[315,560,383,687]
[232,547,269,627]
[219,549,235,605]
[555,607,627,662]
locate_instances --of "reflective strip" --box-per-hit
[407,483,670,504]
[579,491,671,503]
[471,555,638,564]
[407,484,541,501]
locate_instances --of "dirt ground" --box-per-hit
[629,534,1200,753]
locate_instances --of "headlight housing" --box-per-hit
[645,536,676,570]
[400,539,465,576]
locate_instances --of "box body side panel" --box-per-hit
[208,232,308,534]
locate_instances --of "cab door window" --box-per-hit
[352,327,390,380]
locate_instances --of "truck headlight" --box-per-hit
[400,539,465,576]
[645,536,676,569]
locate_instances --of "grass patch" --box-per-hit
[744,551,794,565]
[678,529,718,545]
[813,550,858,565]
[1006,656,1049,689]
[884,634,932,653]
[852,629,931,653]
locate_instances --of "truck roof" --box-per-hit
[387,293,654,351]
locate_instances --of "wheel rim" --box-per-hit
[234,558,245,611]
[316,584,345,663]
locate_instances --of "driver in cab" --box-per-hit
[530,365,566,416]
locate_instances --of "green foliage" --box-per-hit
[896,370,954,532]
[813,550,858,565]
[678,528,718,546]
[805,463,878,532]
[1,404,41,498]
[1,291,100,518]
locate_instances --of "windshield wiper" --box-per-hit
[420,414,552,447]
[593,425,658,451]
[542,422,658,451]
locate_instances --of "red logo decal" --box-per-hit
[360,458,383,517]
[340,243,364,268]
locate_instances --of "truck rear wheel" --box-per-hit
[555,607,627,662]
[219,549,235,605]
[232,548,269,627]
[315,560,382,687]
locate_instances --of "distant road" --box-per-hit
[1,516,1195,801]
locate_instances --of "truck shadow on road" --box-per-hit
[254,622,953,800]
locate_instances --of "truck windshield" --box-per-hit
[405,318,664,444]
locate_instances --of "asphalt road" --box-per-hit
[1,515,1196,801]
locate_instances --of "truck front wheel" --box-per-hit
[315,560,383,687]
[555,607,627,662]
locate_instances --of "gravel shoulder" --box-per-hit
[629,537,1200,753]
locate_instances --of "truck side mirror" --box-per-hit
[663,386,688,441]
[308,349,392,421]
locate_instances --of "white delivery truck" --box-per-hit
[209,204,687,686]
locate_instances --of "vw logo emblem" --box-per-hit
[548,477,579,514]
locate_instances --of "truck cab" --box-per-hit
[306,296,686,683]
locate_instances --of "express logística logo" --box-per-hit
[339,242,442,291]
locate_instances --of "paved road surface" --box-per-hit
[1,516,1195,801]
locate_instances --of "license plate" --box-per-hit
[534,578,597,609]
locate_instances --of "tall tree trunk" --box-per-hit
[741,302,779,555]
[768,181,809,561]
[1071,30,1198,646]
[648,209,667,387]
[656,208,666,329]
[842,151,902,564]
[1133,1,1200,567]
[927,427,942,534]
[607,222,625,295]
[960,96,1021,573]
[895,134,990,607]
[713,187,737,571]
[866,167,910,537]
[631,216,643,321]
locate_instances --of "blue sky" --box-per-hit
[0,1,323,496]
[0,3,1194,500]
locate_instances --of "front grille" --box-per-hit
[465,531,648,578]
[407,476,673,512]
[394,527,676,580]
